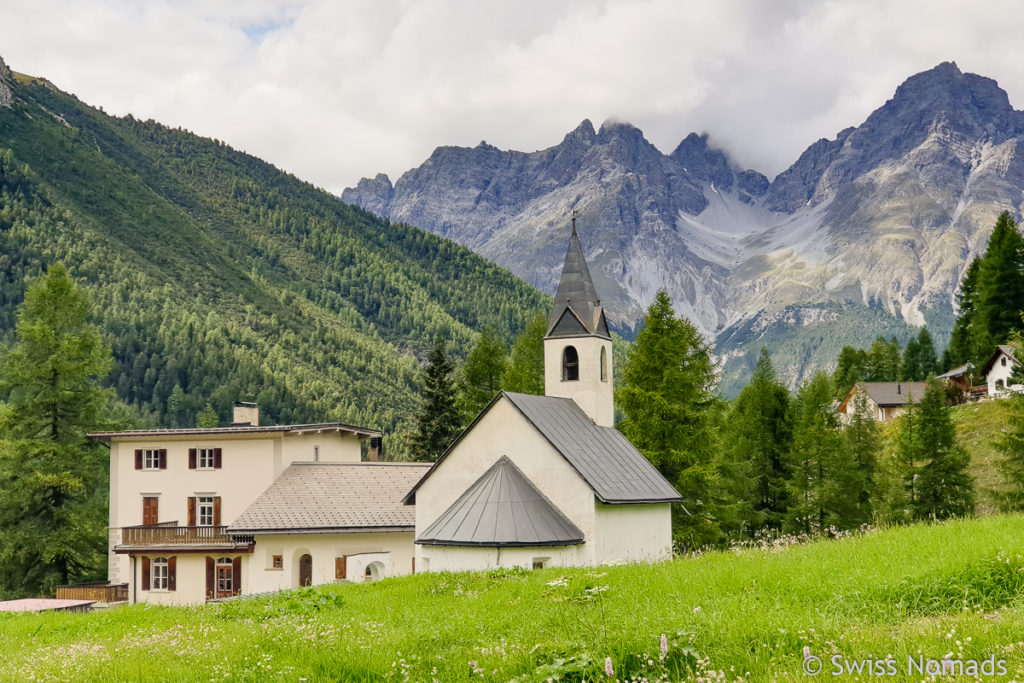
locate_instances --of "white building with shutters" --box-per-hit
[89,405,425,606]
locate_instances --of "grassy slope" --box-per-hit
[2,516,1024,681]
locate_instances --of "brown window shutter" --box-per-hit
[188,448,197,469]
[213,497,221,526]
[143,497,158,526]
[134,449,143,470]
[168,557,177,592]
[412,557,415,575]
[214,448,222,469]
[187,497,196,526]
[205,556,214,599]
[159,449,167,470]
[141,557,151,591]
[335,556,346,580]
[231,557,241,595]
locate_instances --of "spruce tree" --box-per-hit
[972,212,1024,361]
[914,379,975,520]
[841,390,880,526]
[833,346,868,398]
[866,337,902,381]
[785,372,843,534]
[943,257,981,369]
[722,347,792,531]
[455,327,508,423]
[411,340,461,462]
[996,344,1024,510]
[501,312,547,395]
[197,402,219,428]
[901,327,939,380]
[0,264,111,595]
[617,291,724,549]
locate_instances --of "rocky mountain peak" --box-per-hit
[671,132,735,191]
[0,54,12,109]
[562,119,597,145]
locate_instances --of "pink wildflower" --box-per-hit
[803,646,811,659]
[605,656,614,678]
[660,633,668,659]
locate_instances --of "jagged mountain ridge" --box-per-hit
[343,62,1024,393]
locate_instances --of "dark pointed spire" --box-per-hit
[546,213,610,339]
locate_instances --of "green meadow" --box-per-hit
[2,515,1024,681]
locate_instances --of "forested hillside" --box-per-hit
[0,65,548,447]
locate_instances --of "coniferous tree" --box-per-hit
[617,291,724,550]
[833,346,869,398]
[901,327,939,380]
[841,390,881,526]
[995,341,1024,510]
[785,372,843,534]
[972,212,1024,361]
[866,337,902,381]
[410,340,461,462]
[914,379,975,520]
[722,347,792,532]
[943,257,982,369]
[456,327,508,423]
[197,402,219,428]
[0,264,111,596]
[501,312,547,395]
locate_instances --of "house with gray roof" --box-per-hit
[838,381,928,423]
[407,218,681,572]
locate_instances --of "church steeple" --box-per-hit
[543,214,614,427]
[547,212,610,339]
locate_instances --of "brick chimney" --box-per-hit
[368,436,382,462]
[232,402,259,426]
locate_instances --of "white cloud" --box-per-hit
[2,0,1024,192]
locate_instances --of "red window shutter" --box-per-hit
[134,449,143,470]
[412,557,415,575]
[231,557,241,595]
[187,497,196,526]
[141,557,151,591]
[159,449,167,470]
[168,557,177,592]
[214,448,222,469]
[335,556,346,580]
[213,497,221,526]
[188,448,197,469]
[205,556,214,599]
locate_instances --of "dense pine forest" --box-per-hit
[0,72,549,446]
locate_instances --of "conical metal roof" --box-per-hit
[546,219,609,338]
[416,455,584,547]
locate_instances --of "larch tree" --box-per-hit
[455,327,508,423]
[410,340,461,462]
[616,290,724,550]
[784,372,843,535]
[840,390,881,527]
[0,263,112,596]
[500,312,547,396]
[913,379,975,520]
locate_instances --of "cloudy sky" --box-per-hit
[3,0,1024,194]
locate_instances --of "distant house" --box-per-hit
[838,382,927,423]
[981,345,1022,397]
[935,363,972,392]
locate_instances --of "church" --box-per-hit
[405,219,681,572]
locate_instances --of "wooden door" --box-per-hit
[142,497,158,526]
[299,554,312,587]
[216,562,233,598]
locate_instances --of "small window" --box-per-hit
[600,346,608,382]
[313,445,320,462]
[532,558,548,570]
[143,449,161,470]
[198,497,216,526]
[1002,357,1007,367]
[216,557,233,593]
[562,346,579,381]
[152,557,169,590]
[272,555,283,569]
[198,448,216,469]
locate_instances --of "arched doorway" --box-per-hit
[298,554,312,587]
[364,561,385,582]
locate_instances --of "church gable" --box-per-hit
[547,306,589,338]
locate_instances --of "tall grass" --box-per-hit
[2,516,1023,681]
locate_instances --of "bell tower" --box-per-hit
[544,213,614,427]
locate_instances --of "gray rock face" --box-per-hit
[343,63,1024,391]
[0,54,13,109]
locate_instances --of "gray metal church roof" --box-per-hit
[416,456,584,547]
[546,221,610,339]
[404,392,682,505]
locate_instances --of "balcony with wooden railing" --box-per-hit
[114,523,252,553]
[56,582,128,603]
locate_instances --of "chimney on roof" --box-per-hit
[368,436,382,462]
[232,401,259,426]
[897,383,901,395]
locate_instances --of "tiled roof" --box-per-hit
[404,392,682,505]
[87,422,381,440]
[859,382,928,407]
[228,462,430,533]
[417,456,584,547]
[935,363,971,379]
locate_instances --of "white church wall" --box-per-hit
[543,335,614,427]
[593,503,673,565]
[413,397,598,570]
[418,545,586,573]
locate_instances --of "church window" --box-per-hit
[600,346,608,382]
[562,346,579,381]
